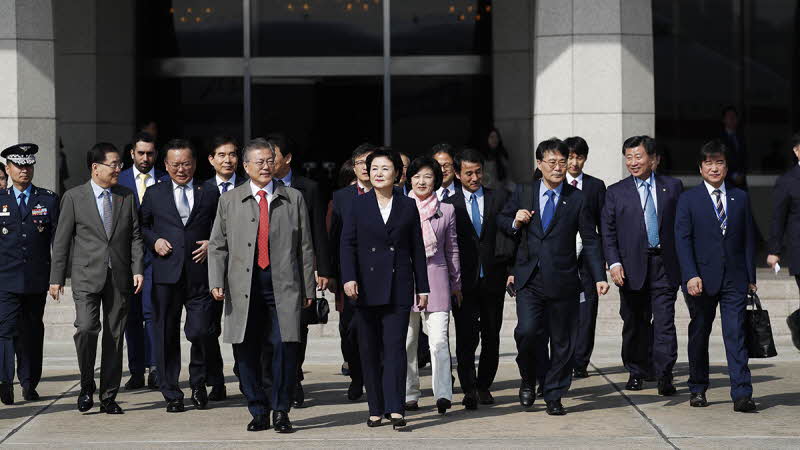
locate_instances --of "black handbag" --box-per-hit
[302,292,330,325]
[744,292,777,358]
[787,308,800,351]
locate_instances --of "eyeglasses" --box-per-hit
[97,162,124,171]
[166,161,193,170]
[354,159,367,167]
[247,159,275,168]
[541,160,567,169]
[439,163,453,170]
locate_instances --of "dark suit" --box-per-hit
[340,190,430,417]
[140,179,222,401]
[571,174,606,371]
[118,167,167,377]
[675,183,756,400]
[0,186,58,392]
[601,174,682,380]
[769,165,800,283]
[443,186,509,394]
[498,181,604,401]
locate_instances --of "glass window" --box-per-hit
[251,0,382,56]
[138,0,244,57]
[391,0,492,55]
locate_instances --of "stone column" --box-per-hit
[532,0,655,183]
[0,0,57,190]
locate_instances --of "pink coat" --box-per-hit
[414,202,461,312]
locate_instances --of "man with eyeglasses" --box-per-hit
[0,144,59,405]
[50,143,144,414]
[601,136,683,396]
[140,139,223,413]
[498,138,608,416]
[432,144,461,201]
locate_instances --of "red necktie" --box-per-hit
[356,185,364,195]
[571,179,578,188]
[256,191,270,269]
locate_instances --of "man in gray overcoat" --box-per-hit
[208,138,315,433]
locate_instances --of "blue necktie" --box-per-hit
[221,181,231,193]
[470,193,484,278]
[643,181,660,248]
[541,190,555,231]
[18,192,28,217]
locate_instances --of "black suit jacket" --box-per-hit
[498,182,605,299]
[140,179,219,287]
[443,186,509,293]
[576,174,606,278]
[769,164,800,275]
[202,174,247,195]
[288,175,333,278]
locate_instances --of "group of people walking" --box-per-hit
[1,126,797,432]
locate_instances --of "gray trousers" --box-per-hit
[73,269,129,401]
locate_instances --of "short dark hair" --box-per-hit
[721,105,738,117]
[338,159,356,188]
[622,135,657,156]
[406,156,443,191]
[430,142,456,159]
[697,139,729,166]
[209,135,238,157]
[130,132,155,150]
[162,138,196,159]
[351,143,376,163]
[454,148,485,173]
[365,147,404,184]
[535,138,569,161]
[0,161,6,177]
[564,136,589,157]
[87,142,120,169]
[265,132,294,157]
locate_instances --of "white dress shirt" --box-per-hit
[215,173,237,194]
[132,165,156,199]
[357,181,371,193]
[251,180,275,206]
[567,173,584,257]
[462,186,484,225]
[436,182,457,201]
[172,180,194,211]
[566,172,584,190]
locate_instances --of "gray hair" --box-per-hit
[242,138,275,162]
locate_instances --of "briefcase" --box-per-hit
[787,308,800,351]
[302,291,330,325]
[744,293,777,358]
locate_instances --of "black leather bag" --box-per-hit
[787,308,800,351]
[744,293,777,358]
[302,292,330,325]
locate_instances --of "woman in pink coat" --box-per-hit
[404,156,462,414]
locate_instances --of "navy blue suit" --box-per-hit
[601,174,682,380]
[340,190,429,416]
[0,186,58,391]
[498,181,604,401]
[118,167,166,376]
[675,183,756,401]
[140,179,223,401]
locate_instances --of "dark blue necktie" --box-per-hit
[221,181,231,193]
[541,190,555,231]
[18,192,28,217]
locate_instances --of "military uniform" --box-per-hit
[0,143,59,404]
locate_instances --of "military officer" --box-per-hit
[0,143,59,405]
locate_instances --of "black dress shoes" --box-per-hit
[545,399,566,416]
[147,369,160,390]
[291,382,304,408]
[462,390,479,410]
[22,387,39,401]
[689,392,708,407]
[272,410,293,433]
[341,362,350,376]
[0,382,14,405]
[124,374,145,390]
[99,399,124,414]
[77,389,93,412]
[208,384,227,402]
[247,414,270,431]
[519,383,535,409]
[191,386,208,410]
[166,399,185,413]
[366,417,383,427]
[347,380,364,401]
[625,375,644,391]
[573,367,589,379]
[657,378,677,396]
[436,398,451,415]
[478,390,494,405]
[733,396,757,413]
[404,400,419,411]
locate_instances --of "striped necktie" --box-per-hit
[713,189,727,235]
